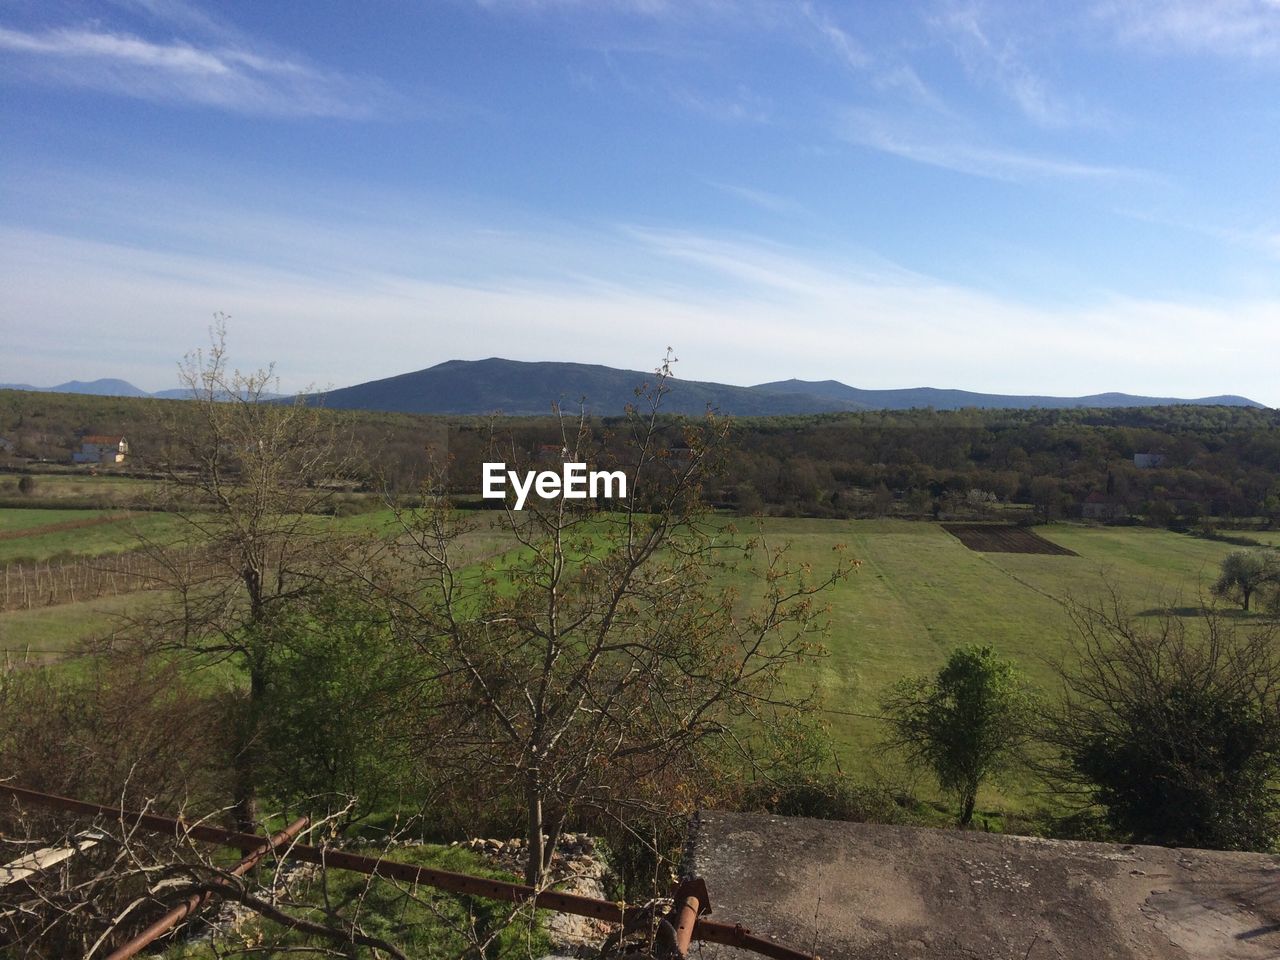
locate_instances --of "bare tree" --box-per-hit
[129,319,362,828]
[0,793,463,959]
[377,355,854,886]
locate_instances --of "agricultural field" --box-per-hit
[0,503,523,659]
[734,518,1257,813]
[1248,529,1280,548]
[0,508,186,564]
[941,522,1077,556]
[1,499,1265,818]
[0,593,144,662]
[0,470,158,506]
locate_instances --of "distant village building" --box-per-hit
[1133,453,1166,469]
[74,435,128,465]
[0,436,14,455]
[1082,491,1127,521]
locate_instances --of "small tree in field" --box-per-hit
[131,320,360,828]
[880,645,1035,826]
[379,356,853,886]
[1043,595,1280,850]
[1213,549,1280,612]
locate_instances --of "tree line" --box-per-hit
[4,384,1279,525]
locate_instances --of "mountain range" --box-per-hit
[2,362,1266,415]
[0,379,277,401]
[305,359,1266,415]
[0,378,205,400]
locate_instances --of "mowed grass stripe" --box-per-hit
[997,525,1229,611]
[0,593,147,655]
[0,508,117,533]
[0,508,188,564]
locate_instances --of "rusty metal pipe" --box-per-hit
[672,896,701,955]
[1,784,819,960]
[669,876,710,956]
[0,784,637,922]
[0,784,269,852]
[101,815,309,960]
[692,919,821,960]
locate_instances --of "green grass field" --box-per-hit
[0,503,408,565]
[0,471,158,505]
[0,593,146,658]
[735,518,1257,814]
[3,501,1265,819]
[0,507,187,564]
[0,506,534,664]
[0,507,114,532]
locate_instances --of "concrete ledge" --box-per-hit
[685,810,1280,960]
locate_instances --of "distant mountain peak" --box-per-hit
[0,377,150,398]
[304,359,1267,416]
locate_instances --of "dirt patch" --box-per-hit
[0,514,135,542]
[943,523,1077,556]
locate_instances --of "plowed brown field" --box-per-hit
[942,523,1077,556]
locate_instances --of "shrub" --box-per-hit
[0,657,231,811]
[258,591,418,822]
[1044,597,1280,851]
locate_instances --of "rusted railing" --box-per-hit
[1,783,819,960]
[104,816,309,960]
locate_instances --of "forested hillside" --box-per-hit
[3,389,1278,523]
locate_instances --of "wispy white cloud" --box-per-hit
[706,181,806,216]
[663,82,772,123]
[1096,0,1280,59]
[477,0,947,124]
[799,1,872,70]
[932,1,1105,129]
[0,23,397,117]
[871,61,946,109]
[472,0,736,22]
[110,0,244,43]
[837,108,1134,182]
[3,220,1276,405]
[796,3,951,111]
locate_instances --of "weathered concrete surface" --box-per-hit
[685,811,1280,960]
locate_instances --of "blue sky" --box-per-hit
[2,0,1279,404]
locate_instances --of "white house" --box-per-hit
[1134,453,1166,469]
[73,435,128,465]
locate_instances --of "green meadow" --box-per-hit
[0,508,188,564]
[1,502,1266,816]
[725,518,1254,813]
